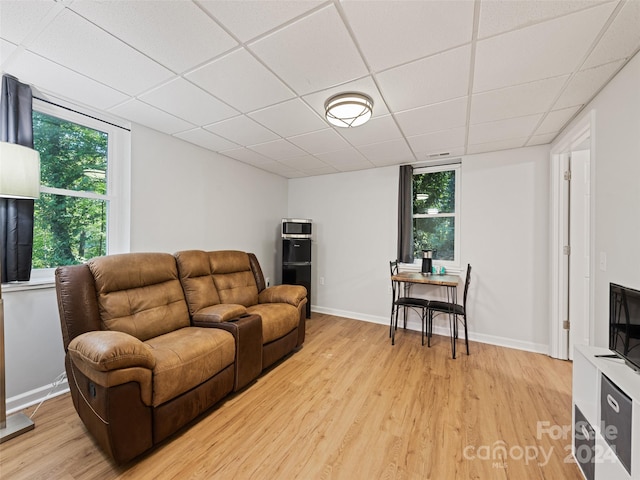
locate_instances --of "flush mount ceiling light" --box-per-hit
[324,92,373,128]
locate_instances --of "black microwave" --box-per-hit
[282,218,312,238]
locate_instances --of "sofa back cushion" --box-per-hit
[209,251,259,307]
[88,253,190,341]
[175,250,221,315]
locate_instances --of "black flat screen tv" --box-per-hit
[610,282,640,371]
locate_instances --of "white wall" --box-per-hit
[129,125,288,281]
[3,124,288,410]
[288,144,551,352]
[556,52,640,347]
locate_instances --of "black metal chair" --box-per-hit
[427,264,471,358]
[389,260,430,345]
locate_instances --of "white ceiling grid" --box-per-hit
[0,0,639,178]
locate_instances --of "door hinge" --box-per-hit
[563,245,571,255]
[563,320,570,330]
[564,170,572,181]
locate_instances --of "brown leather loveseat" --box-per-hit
[55,250,307,463]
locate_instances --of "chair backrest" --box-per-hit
[462,264,472,308]
[389,260,399,299]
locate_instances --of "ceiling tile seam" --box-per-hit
[329,2,419,164]
[8,1,66,49]
[12,48,135,112]
[136,74,241,120]
[193,0,333,48]
[463,0,482,156]
[63,7,180,78]
[475,0,621,42]
[524,0,627,145]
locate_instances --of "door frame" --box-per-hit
[549,110,596,359]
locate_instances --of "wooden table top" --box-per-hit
[391,271,460,287]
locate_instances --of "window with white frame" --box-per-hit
[31,99,130,274]
[412,164,460,266]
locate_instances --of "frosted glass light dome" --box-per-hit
[324,92,373,128]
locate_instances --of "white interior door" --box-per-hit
[568,149,591,359]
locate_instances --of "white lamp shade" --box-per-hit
[0,142,41,199]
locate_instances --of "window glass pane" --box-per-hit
[33,111,108,194]
[413,170,455,214]
[32,193,107,268]
[413,217,454,261]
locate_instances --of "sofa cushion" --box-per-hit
[145,327,235,407]
[247,303,299,344]
[89,253,191,341]
[209,251,259,307]
[175,250,221,315]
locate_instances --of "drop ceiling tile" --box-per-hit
[249,139,307,159]
[68,1,237,73]
[473,2,616,92]
[477,1,606,39]
[288,129,349,155]
[376,45,471,111]
[466,138,528,155]
[220,147,273,165]
[249,5,368,95]
[0,0,60,44]
[109,99,194,135]
[396,97,468,137]
[249,99,326,138]
[199,0,324,42]
[406,127,466,158]
[6,50,130,111]
[554,60,623,109]
[528,133,558,146]
[1,39,18,67]
[536,106,582,135]
[302,165,340,176]
[336,115,402,146]
[28,9,174,96]
[302,76,389,118]
[316,147,371,168]
[279,155,329,170]
[468,114,543,145]
[357,138,415,167]
[253,160,298,176]
[206,115,279,146]
[185,49,294,112]
[341,0,474,72]
[470,75,569,124]
[174,128,239,152]
[139,78,238,126]
[584,0,640,68]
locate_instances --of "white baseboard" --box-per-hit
[311,305,549,355]
[7,379,70,415]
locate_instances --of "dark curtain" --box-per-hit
[1,74,35,282]
[397,164,413,263]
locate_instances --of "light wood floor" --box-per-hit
[0,314,582,479]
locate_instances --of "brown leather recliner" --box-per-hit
[174,250,307,370]
[55,253,236,463]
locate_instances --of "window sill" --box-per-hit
[2,278,55,293]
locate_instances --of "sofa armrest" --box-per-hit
[259,285,307,307]
[68,331,156,372]
[192,304,248,325]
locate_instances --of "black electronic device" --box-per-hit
[609,282,640,372]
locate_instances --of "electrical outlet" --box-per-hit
[320,276,325,286]
[265,277,270,287]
